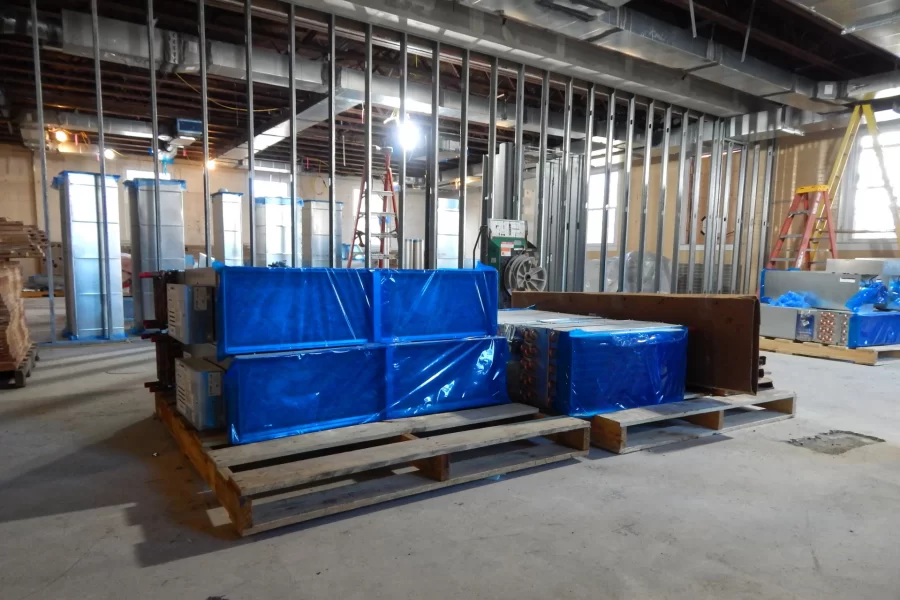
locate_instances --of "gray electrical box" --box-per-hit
[175,357,224,431]
[167,283,214,344]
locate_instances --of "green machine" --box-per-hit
[485,219,546,308]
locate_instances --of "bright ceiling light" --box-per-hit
[206,159,217,170]
[53,130,68,143]
[103,148,115,160]
[397,119,419,151]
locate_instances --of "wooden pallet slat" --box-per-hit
[590,389,796,454]
[155,394,588,536]
[232,416,587,496]
[759,336,900,366]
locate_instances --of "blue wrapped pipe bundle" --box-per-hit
[374,267,498,343]
[385,336,509,418]
[215,266,373,359]
[500,310,688,416]
[224,345,386,444]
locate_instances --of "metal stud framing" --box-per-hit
[513,63,525,222]
[328,14,337,267]
[457,49,469,269]
[636,100,655,290]
[730,144,750,293]
[559,76,573,291]
[427,39,440,269]
[198,0,211,262]
[288,3,298,267]
[31,0,55,341]
[617,95,636,292]
[91,0,113,338]
[654,105,672,293]
[599,91,616,291]
[715,141,734,293]
[536,70,550,269]
[245,0,255,265]
[364,23,373,269]
[687,114,705,293]
[148,0,162,272]
[670,111,689,293]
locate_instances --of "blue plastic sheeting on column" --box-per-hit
[848,312,900,348]
[373,267,498,343]
[225,345,386,444]
[215,266,373,359]
[555,325,688,416]
[385,336,510,418]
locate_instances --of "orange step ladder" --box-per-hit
[767,185,838,270]
[347,146,399,268]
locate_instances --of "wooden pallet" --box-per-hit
[590,388,796,454]
[155,394,589,536]
[0,344,39,388]
[760,336,900,366]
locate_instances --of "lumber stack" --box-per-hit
[0,218,49,261]
[0,264,30,370]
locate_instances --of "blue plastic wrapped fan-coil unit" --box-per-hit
[555,325,688,416]
[214,265,498,359]
[374,267,498,343]
[848,312,900,347]
[215,266,373,359]
[225,336,510,444]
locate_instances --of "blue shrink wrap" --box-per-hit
[554,325,688,416]
[225,345,386,444]
[385,336,510,418]
[215,266,373,358]
[373,267,498,343]
[847,312,900,348]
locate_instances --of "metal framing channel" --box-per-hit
[742,143,761,293]
[457,50,470,268]
[536,70,549,268]
[756,141,776,285]
[198,0,211,261]
[480,57,498,264]
[288,4,298,267]
[653,105,672,293]
[559,77,573,291]
[148,0,162,270]
[364,24,373,269]
[328,14,337,267]
[574,83,595,292]
[91,0,112,338]
[398,32,407,268]
[687,114,704,293]
[715,141,734,293]
[599,91,616,291]
[245,0,256,265]
[730,145,749,293]
[427,39,440,269]
[616,95,636,293]
[513,64,525,221]
[31,0,55,341]
[670,111,689,293]
[637,100,655,291]
[702,119,721,293]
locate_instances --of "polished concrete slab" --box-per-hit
[1,338,899,600]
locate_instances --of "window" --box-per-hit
[585,170,619,245]
[124,169,170,181]
[436,198,459,269]
[847,130,900,240]
[253,179,289,198]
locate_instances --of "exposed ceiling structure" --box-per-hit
[1,0,900,178]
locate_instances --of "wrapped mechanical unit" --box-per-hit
[374,267,498,343]
[215,266,373,359]
[553,322,688,416]
[224,345,386,444]
[848,312,900,348]
[385,336,510,418]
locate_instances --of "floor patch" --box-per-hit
[787,430,885,455]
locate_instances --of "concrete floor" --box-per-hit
[2,316,900,599]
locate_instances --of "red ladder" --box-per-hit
[766,185,838,270]
[347,147,400,268]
